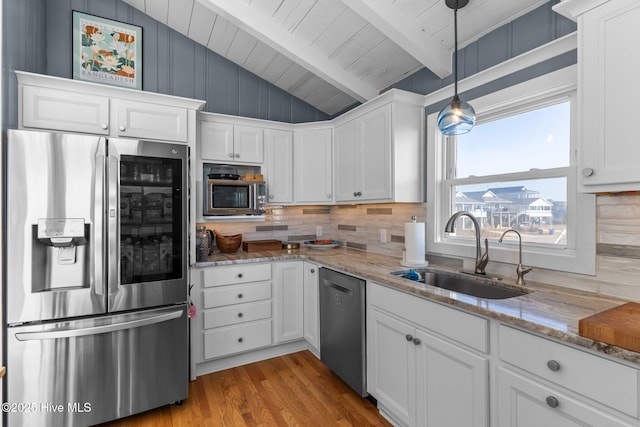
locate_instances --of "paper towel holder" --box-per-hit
[401,216,429,267]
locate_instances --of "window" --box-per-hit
[427,66,595,275]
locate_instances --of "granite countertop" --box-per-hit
[195,247,640,366]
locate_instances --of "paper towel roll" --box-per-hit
[402,221,428,267]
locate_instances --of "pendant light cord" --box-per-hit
[453,4,459,97]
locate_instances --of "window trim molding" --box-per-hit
[426,64,596,275]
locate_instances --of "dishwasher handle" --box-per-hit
[322,280,354,296]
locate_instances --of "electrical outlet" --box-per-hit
[316,225,323,237]
[380,229,387,243]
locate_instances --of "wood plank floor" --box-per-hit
[100,350,392,427]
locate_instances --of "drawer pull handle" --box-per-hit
[412,338,421,345]
[545,396,559,408]
[237,293,244,299]
[405,334,413,342]
[547,360,561,371]
[237,273,243,278]
[237,312,243,318]
[238,337,244,343]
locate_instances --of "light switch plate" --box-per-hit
[316,225,323,237]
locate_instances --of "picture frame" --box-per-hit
[72,11,142,90]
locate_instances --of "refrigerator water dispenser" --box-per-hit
[32,218,90,291]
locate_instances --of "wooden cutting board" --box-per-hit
[579,302,640,352]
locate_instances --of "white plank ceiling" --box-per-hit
[123,0,549,115]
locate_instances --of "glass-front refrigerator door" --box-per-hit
[108,138,188,312]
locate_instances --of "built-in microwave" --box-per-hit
[205,179,266,216]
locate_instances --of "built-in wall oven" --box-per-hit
[319,268,367,397]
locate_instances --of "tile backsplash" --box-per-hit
[200,203,425,257]
[199,195,640,301]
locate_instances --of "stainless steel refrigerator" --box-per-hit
[4,129,190,426]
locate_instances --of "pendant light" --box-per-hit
[437,0,476,135]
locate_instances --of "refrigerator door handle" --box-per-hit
[14,309,183,341]
[107,152,120,297]
[95,140,107,296]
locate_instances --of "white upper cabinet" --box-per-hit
[334,92,424,203]
[200,118,264,164]
[555,0,640,192]
[335,105,392,202]
[17,71,203,144]
[265,129,294,203]
[21,85,110,135]
[233,125,264,164]
[294,126,333,204]
[114,99,188,142]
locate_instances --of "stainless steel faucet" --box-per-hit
[498,229,533,286]
[444,211,489,275]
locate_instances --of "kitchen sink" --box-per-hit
[391,268,530,299]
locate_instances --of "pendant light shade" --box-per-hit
[437,0,476,136]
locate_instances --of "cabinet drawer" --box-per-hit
[203,319,272,359]
[203,300,271,329]
[203,263,271,287]
[203,281,271,308]
[499,325,639,417]
[369,282,488,353]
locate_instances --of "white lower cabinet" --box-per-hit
[497,367,632,427]
[303,261,320,354]
[367,282,489,427]
[497,324,639,426]
[272,261,304,344]
[200,263,273,361]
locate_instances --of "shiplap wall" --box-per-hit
[1,0,330,130]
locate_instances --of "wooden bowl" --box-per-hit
[214,230,242,253]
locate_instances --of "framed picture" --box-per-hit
[72,11,142,90]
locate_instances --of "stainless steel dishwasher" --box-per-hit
[319,267,367,396]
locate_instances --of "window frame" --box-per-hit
[426,65,596,275]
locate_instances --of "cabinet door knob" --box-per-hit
[235,153,241,158]
[353,192,358,197]
[582,167,594,177]
[237,293,244,299]
[228,153,235,158]
[101,123,108,130]
[357,191,362,196]
[237,273,243,278]
[237,312,243,318]
[238,337,244,343]
[327,194,332,199]
[547,360,561,371]
[269,194,275,199]
[405,334,413,342]
[310,269,315,273]
[119,125,126,132]
[412,337,421,345]
[545,396,559,408]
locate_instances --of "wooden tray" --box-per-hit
[242,239,282,252]
[579,302,640,352]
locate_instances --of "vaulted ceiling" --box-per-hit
[122,0,549,115]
